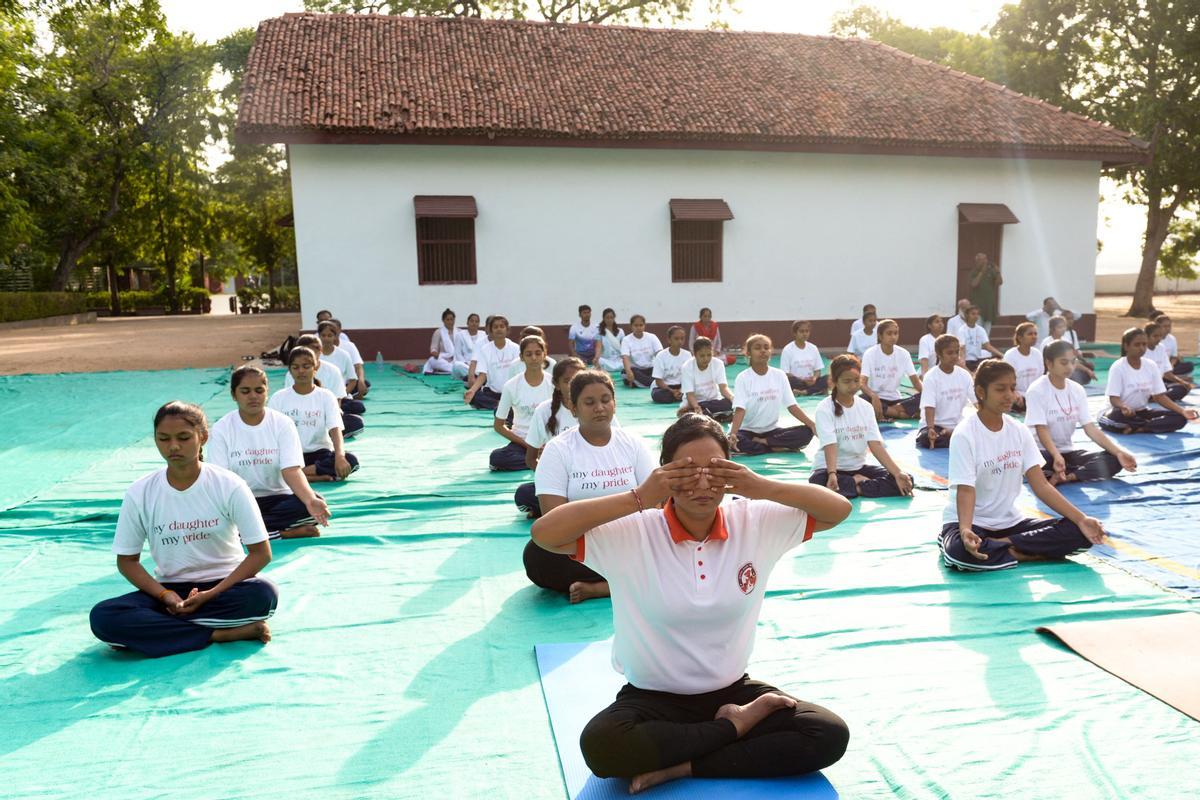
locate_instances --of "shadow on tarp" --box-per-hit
[0,642,255,759]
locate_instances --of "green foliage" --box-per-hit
[830,6,1009,83]
[303,0,735,26]
[992,0,1200,315]
[236,286,267,311]
[1160,217,1200,282]
[0,291,89,323]
[272,285,300,311]
[81,285,208,312]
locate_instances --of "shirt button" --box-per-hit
[698,561,703,566]
[697,547,702,551]
[700,575,706,580]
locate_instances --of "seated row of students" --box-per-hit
[1099,327,1198,433]
[1149,311,1192,376]
[313,311,370,400]
[285,333,365,438]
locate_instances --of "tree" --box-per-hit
[303,0,735,26]
[0,15,37,257]
[835,3,1200,319]
[211,28,296,308]
[992,1,1200,317]
[830,6,1009,84]
[14,0,218,290]
[1160,216,1200,285]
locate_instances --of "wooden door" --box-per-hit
[956,223,1002,308]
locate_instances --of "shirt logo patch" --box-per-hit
[737,562,757,595]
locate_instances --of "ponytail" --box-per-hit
[546,357,585,436]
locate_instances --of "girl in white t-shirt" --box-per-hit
[423,308,457,375]
[847,310,879,357]
[918,314,945,376]
[650,325,690,404]
[525,370,656,604]
[780,320,828,396]
[1026,341,1136,484]
[328,318,368,399]
[1001,322,1044,413]
[210,366,330,540]
[453,313,488,382]
[1098,327,1197,434]
[1153,314,1194,377]
[89,401,278,658]
[956,306,1004,369]
[594,307,626,372]
[514,357,587,517]
[678,336,734,421]
[1145,321,1193,401]
[530,414,852,791]
[465,315,519,411]
[729,334,816,455]
[1042,317,1096,386]
[620,314,662,388]
[860,319,924,420]
[940,360,1106,572]
[917,334,974,449]
[490,335,554,472]
[810,354,913,498]
[318,322,364,409]
[289,334,364,439]
[270,346,359,481]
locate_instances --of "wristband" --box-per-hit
[630,488,645,513]
[157,588,172,602]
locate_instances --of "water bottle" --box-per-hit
[375,351,385,372]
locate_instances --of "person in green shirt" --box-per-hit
[968,252,1003,331]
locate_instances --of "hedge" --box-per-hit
[0,292,91,323]
[84,287,210,312]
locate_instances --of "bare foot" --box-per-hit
[210,621,271,645]
[568,580,610,604]
[1047,472,1063,486]
[280,525,320,539]
[1009,547,1048,563]
[629,762,691,794]
[714,692,797,737]
[851,473,868,486]
[307,475,336,483]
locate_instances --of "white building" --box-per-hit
[239,14,1146,357]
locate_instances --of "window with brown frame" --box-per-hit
[668,198,732,282]
[414,195,478,285]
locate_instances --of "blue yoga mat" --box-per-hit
[534,641,839,799]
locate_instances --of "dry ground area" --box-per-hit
[2,295,1198,375]
[0,313,301,376]
[1094,293,1200,355]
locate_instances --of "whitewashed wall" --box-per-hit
[288,144,1101,330]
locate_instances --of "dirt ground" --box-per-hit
[2,294,1197,375]
[1094,293,1200,355]
[0,313,301,376]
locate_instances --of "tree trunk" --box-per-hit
[1127,195,1180,318]
[267,262,276,311]
[107,258,120,316]
[50,157,126,291]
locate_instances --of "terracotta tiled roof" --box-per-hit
[237,14,1147,165]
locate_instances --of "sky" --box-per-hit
[160,0,1145,274]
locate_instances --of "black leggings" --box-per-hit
[808,465,905,499]
[1097,407,1187,434]
[522,540,604,594]
[625,366,654,388]
[1042,449,1122,483]
[915,425,953,449]
[650,384,681,404]
[735,426,812,455]
[787,374,829,396]
[581,675,849,779]
[470,386,502,411]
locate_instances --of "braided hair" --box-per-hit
[546,357,585,437]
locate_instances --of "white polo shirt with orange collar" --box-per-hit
[572,496,816,695]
